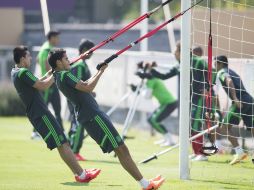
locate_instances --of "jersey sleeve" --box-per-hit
[18,69,38,87]
[64,71,80,88]
[218,70,230,83]
[151,66,179,80]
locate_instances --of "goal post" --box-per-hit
[179,0,191,180]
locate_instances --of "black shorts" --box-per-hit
[82,113,124,153]
[223,102,254,128]
[29,113,67,150]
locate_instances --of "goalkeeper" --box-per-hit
[136,61,178,147]
[214,55,254,165]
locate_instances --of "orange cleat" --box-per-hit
[142,176,165,190]
[75,169,101,183]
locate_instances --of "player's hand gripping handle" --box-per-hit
[96,54,118,70]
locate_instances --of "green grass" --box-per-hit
[0,117,254,190]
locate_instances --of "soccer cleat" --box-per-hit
[189,154,197,160]
[192,154,208,162]
[154,139,166,145]
[31,132,41,140]
[142,176,165,190]
[229,153,248,165]
[75,153,86,161]
[75,169,101,183]
[160,139,175,147]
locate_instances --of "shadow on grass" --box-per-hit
[192,179,253,189]
[207,159,230,164]
[61,182,89,186]
[107,184,123,187]
[86,159,120,165]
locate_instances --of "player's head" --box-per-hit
[79,38,95,59]
[192,46,203,57]
[13,46,32,68]
[214,55,228,71]
[48,48,70,71]
[174,41,181,62]
[47,30,60,46]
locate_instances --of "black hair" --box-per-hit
[78,39,95,55]
[214,55,228,67]
[192,46,203,56]
[46,30,60,40]
[13,46,28,64]
[48,48,66,70]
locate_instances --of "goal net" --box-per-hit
[189,0,254,181]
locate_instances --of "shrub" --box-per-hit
[0,82,25,116]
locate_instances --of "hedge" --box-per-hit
[0,82,26,116]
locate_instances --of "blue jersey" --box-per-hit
[216,68,253,103]
[54,70,102,123]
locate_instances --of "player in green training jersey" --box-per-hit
[34,31,63,139]
[68,39,95,161]
[49,48,165,190]
[11,46,101,183]
[136,62,178,147]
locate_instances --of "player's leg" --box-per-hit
[32,113,100,182]
[148,105,168,135]
[84,113,165,189]
[155,101,178,146]
[191,97,206,160]
[222,104,247,164]
[67,101,86,161]
[71,123,86,161]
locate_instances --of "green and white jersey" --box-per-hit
[11,68,50,119]
[71,60,91,81]
[146,78,176,105]
[37,41,53,76]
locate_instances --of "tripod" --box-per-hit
[106,78,146,140]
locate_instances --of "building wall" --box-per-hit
[0,8,24,45]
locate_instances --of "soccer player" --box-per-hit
[11,46,101,183]
[68,39,95,161]
[175,43,209,161]
[34,30,63,139]
[136,62,178,147]
[214,55,254,165]
[49,48,165,190]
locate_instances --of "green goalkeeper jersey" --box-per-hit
[146,78,176,105]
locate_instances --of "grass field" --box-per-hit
[0,117,254,190]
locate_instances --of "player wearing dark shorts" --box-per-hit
[11,46,101,183]
[37,31,63,133]
[215,55,254,165]
[67,39,94,161]
[48,48,165,190]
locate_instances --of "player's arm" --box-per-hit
[33,75,54,90]
[224,76,242,108]
[19,69,54,91]
[39,69,53,81]
[150,66,179,80]
[75,65,107,92]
